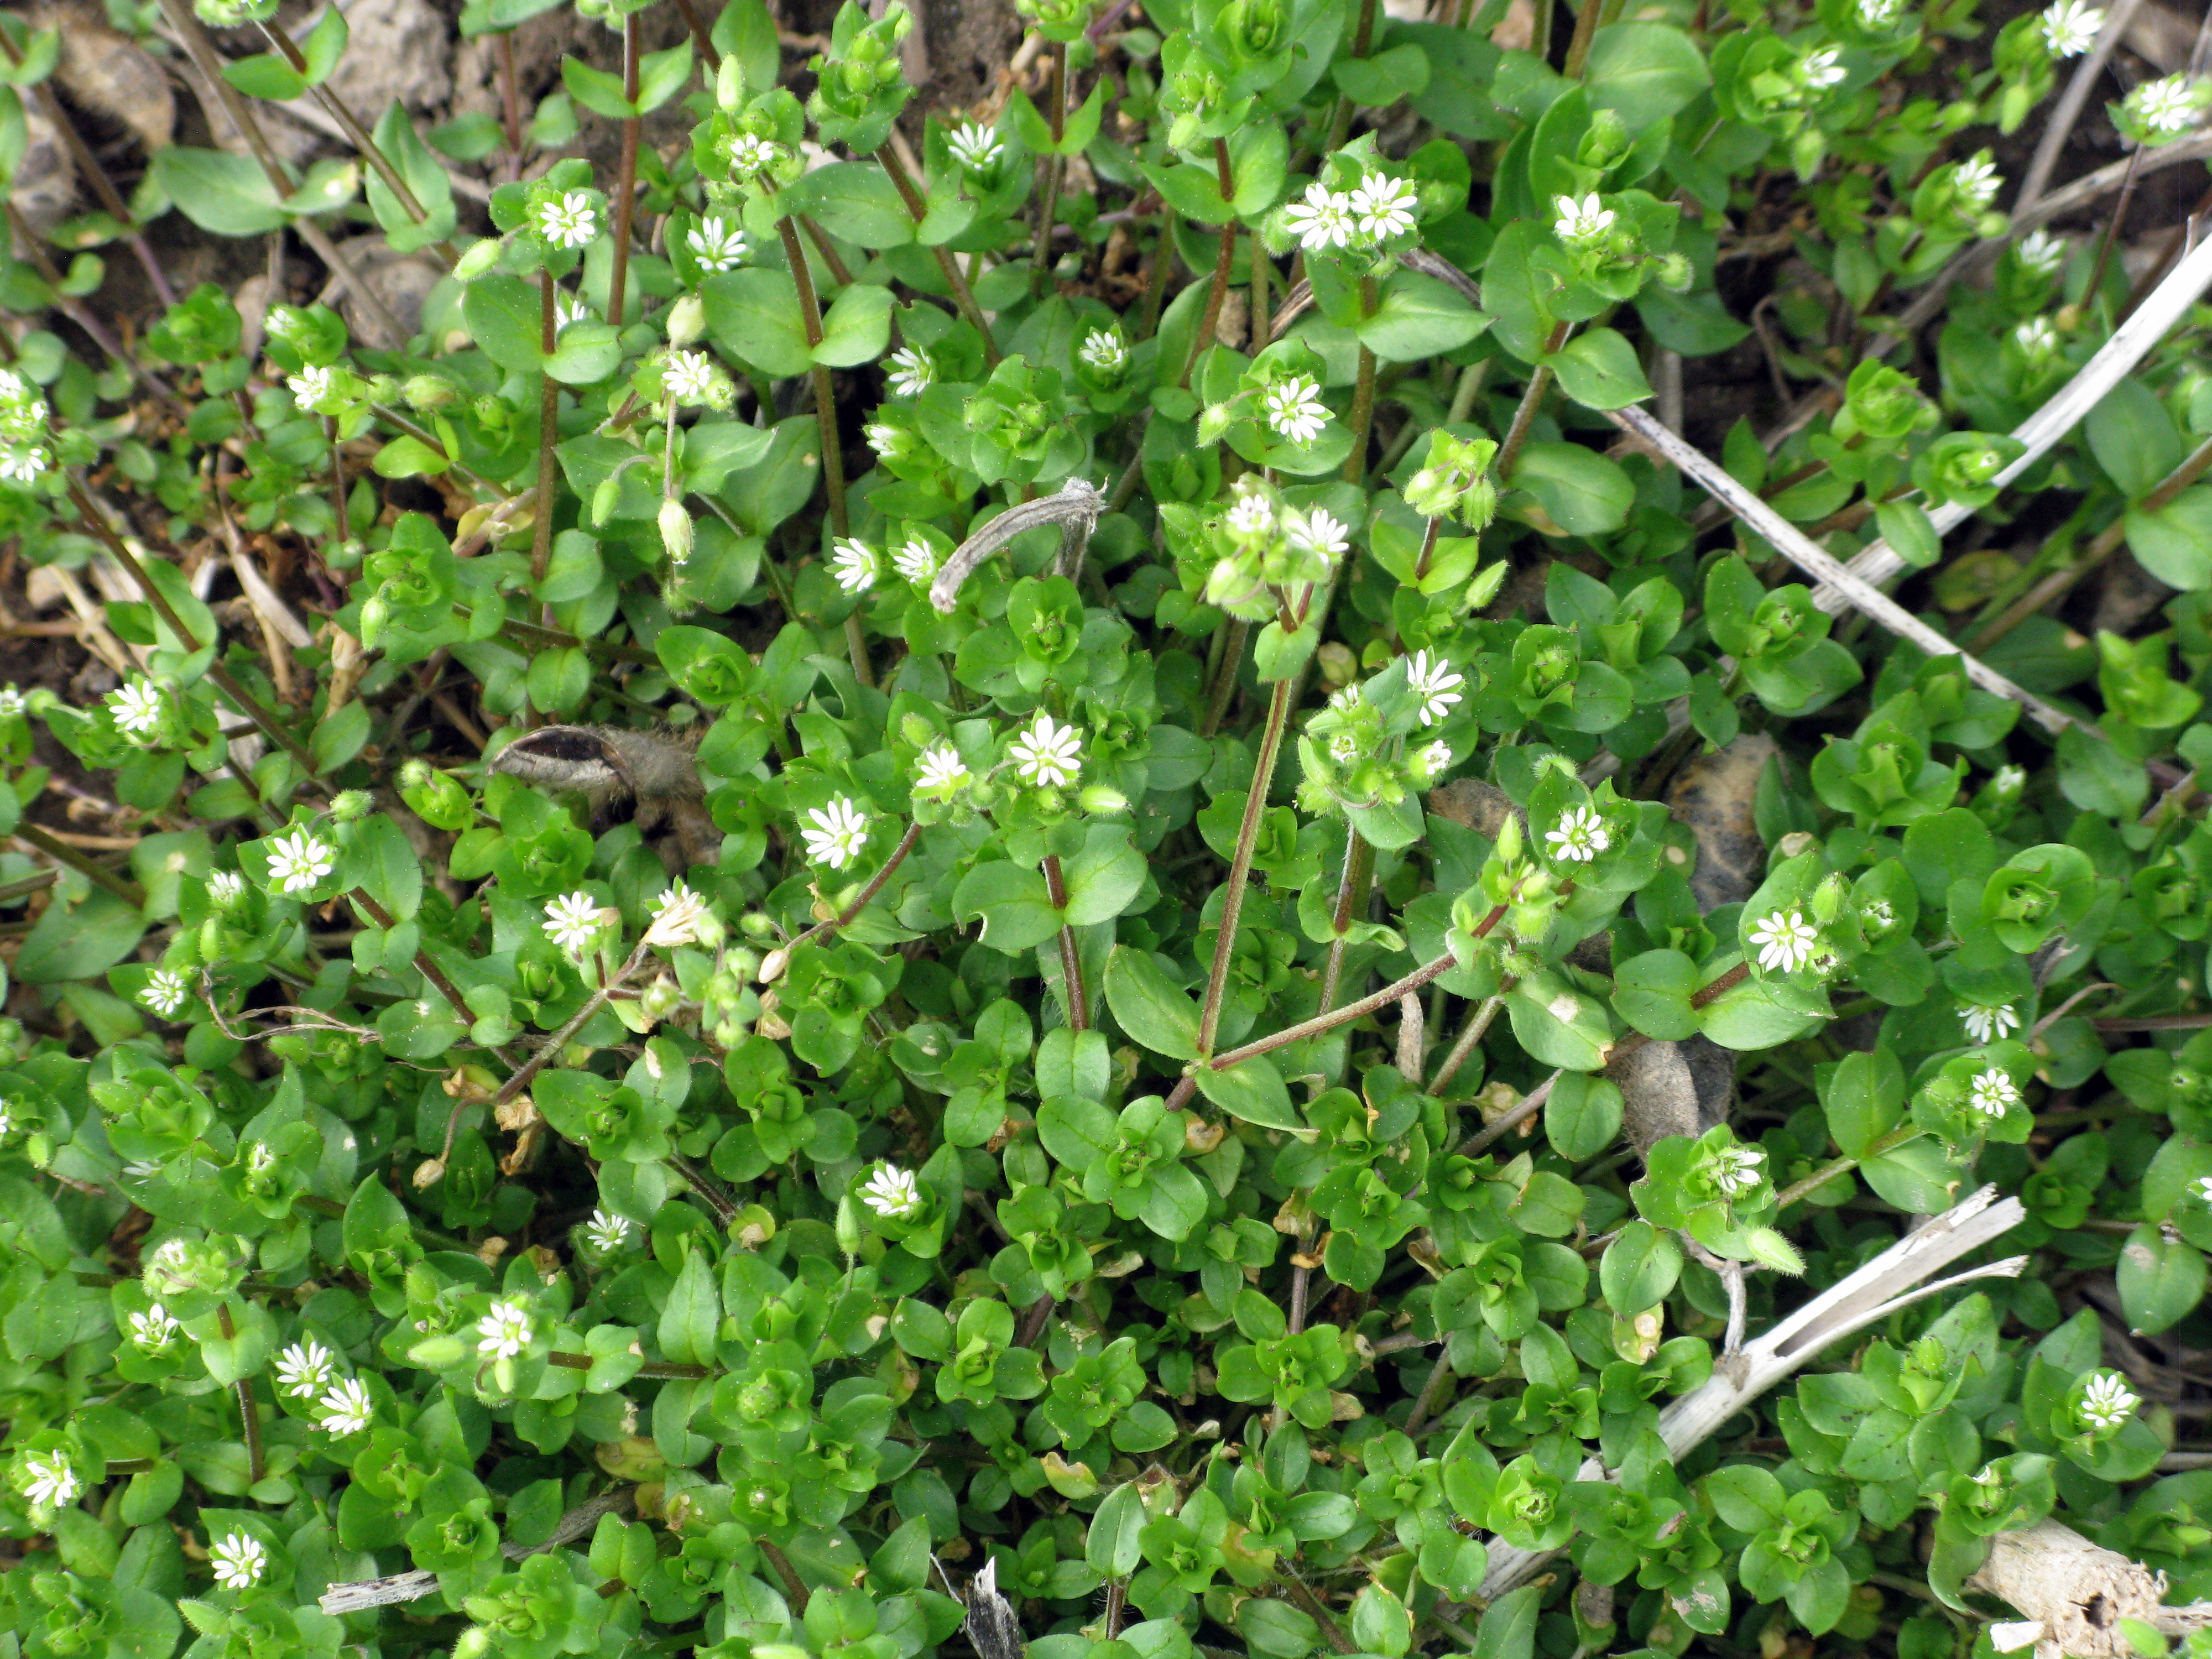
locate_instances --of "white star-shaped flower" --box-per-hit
[551,289,592,333]
[19,1450,78,1510]
[723,133,785,176]
[1264,377,1329,445]
[891,537,938,585]
[916,744,969,791]
[1857,0,1903,26]
[1968,1067,2020,1117]
[2013,317,2058,357]
[2015,229,2066,274]
[1952,155,2002,211]
[1328,731,1360,764]
[541,890,608,956]
[1226,492,1275,540]
[583,1209,634,1250]
[1348,173,1418,243]
[865,421,907,459]
[2127,74,2199,138]
[1079,328,1127,372]
[644,886,711,948]
[475,1297,534,1360]
[535,191,598,249]
[210,1532,266,1590]
[860,1162,924,1219]
[1553,192,1615,247]
[267,829,335,894]
[2194,1173,2212,1204]
[274,1339,335,1399]
[1010,714,1082,789]
[316,1376,375,1436]
[288,366,334,408]
[128,1303,181,1351]
[141,968,189,1018]
[207,870,246,907]
[1289,508,1350,561]
[109,678,165,739]
[1801,46,1846,88]
[829,538,879,594]
[0,685,23,717]
[1404,650,1463,727]
[1413,740,1453,780]
[2078,1370,2137,1431]
[0,442,46,484]
[2040,0,2105,56]
[1282,182,1354,252]
[1749,909,1818,973]
[1545,806,1610,863]
[802,798,870,869]
[1711,1144,1765,1196]
[885,347,933,398]
[1961,1003,2021,1044]
[947,121,1003,172]
[686,215,747,272]
[662,350,724,406]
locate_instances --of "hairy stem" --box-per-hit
[16,822,144,906]
[1427,990,1503,1094]
[1042,853,1088,1030]
[1199,618,1249,738]
[609,12,642,325]
[1772,1123,1924,1210]
[1344,276,1379,484]
[1137,204,1178,343]
[784,822,922,957]
[1178,142,1239,389]
[776,215,869,686]
[1315,827,1375,1015]
[1196,677,1296,1056]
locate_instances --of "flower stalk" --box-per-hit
[1195,677,1297,1057]
[608,12,643,326]
[1178,140,1239,389]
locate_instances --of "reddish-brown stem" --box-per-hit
[1196,677,1296,1056]
[670,0,721,69]
[785,823,923,954]
[498,32,525,160]
[217,1305,267,1484]
[1497,320,1572,481]
[533,272,560,583]
[877,145,998,361]
[1042,853,1088,1030]
[1315,827,1375,1015]
[1031,39,1068,296]
[609,13,642,326]
[1177,142,1239,389]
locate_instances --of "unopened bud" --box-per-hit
[659,498,694,565]
[414,1157,447,1188]
[402,374,461,412]
[330,790,373,822]
[1078,785,1129,816]
[666,294,707,347]
[452,238,502,282]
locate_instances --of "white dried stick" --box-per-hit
[1607,406,2079,735]
[1476,1186,2028,1601]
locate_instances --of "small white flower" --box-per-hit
[0,1104,11,1140]
[1952,155,2003,211]
[1545,805,1611,864]
[891,537,938,586]
[1078,328,1127,373]
[0,443,46,484]
[0,685,22,717]
[128,1303,181,1352]
[2194,1173,2212,1205]
[1010,714,1082,789]
[475,1297,534,1360]
[662,350,723,406]
[1801,46,1846,88]
[552,289,592,333]
[1553,192,1615,247]
[1282,182,1354,252]
[316,1376,375,1436]
[686,214,747,273]
[140,968,190,1018]
[2040,0,2105,56]
[1404,650,1463,727]
[1863,899,1896,934]
[1968,1067,2021,1116]
[1414,740,1453,779]
[1288,508,1350,561]
[273,1339,336,1399]
[947,121,1004,173]
[1226,492,1276,540]
[288,366,334,408]
[1264,376,1330,446]
[208,870,246,907]
[723,133,785,176]
[865,421,907,459]
[210,1532,266,1590]
[1328,732,1360,764]
[1348,173,1418,243]
[535,191,598,249]
[1857,0,1904,27]
[1749,909,1819,973]
[19,1450,78,1510]
[108,678,165,739]
[916,744,969,791]
[2078,1370,2138,1431]
[244,1143,276,1177]
[802,798,871,870]
[886,347,933,398]
[2016,229,2067,274]
[2013,317,2058,358]
[1711,1143,1765,1197]
[583,1209,634,1251]
[2127,74,2200,139]
[829,538,880,594]
[266,829,336,894]
[1962,1003,2021,1044]
[541,890,608,956]
[644,886,711,949]
[860,1162,924,1219]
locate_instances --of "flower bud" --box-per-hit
[659,499,694,565]
[401,374,461,412]
[452,237,503,282]
[638,976,683,1021]
[1078,785,1130,816]
[330,790,373,822]
[665,294,707,347]
[142,1235,243,1301]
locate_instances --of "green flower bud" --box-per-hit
[401,374,460,413]
[1402,430,1500,528]
[1078,785,1130,815]
[142,1234,243,1301]
[329,790,373,822]
[398,760,474,833]
[665,294,707,347]
[451,238,503,283]
[659,499,695,565]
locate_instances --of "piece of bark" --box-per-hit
[1966,1521,2169,1659]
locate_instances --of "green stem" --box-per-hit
[1773,1124,1924,1211]
[1322,0,1378,153]
[1561,0,1606,77]
[1196,677,1297,1057]
[1199,618,1249,738]
[1042,853,1088,1030]
[1315,826,1375,1015]
[608,12,641,326]
[1496,320,1571,481]
[1137,204,1178,343]
[1427,991,1503,1094]
[533,273,561,584]
[1031,39,1068,297]
[217,1304,267,1485]
[15,823,144,907]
